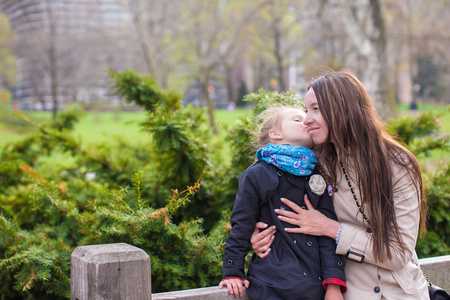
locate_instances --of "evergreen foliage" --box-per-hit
[387,109,450,256]
[0,70,448,299]
[0,90,34,132]
[236,81,248,107]
[244,88,304,117]
[387,108,449,156]
[418,162,450,256]
[108,69,181,112]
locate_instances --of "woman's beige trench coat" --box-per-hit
[332,161,429,300]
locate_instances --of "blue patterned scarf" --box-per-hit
[256,144,317,176]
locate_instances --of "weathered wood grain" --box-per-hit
[71,243,151,300]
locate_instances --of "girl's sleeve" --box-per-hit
[335,164,421,271]
[222,168,263,279]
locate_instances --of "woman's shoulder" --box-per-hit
[387,147,421,186]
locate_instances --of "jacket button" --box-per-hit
[374,286,381,293]
[228,260,233,265]
[338,261,343,266]
[277,171,283,176]
[318,276,322,280]
[307,241,312,246]
[293,240,297,244]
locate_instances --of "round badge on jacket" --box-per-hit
[309,174,326,195]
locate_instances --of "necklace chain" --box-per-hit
[339,161,371,229]
[340,163,432,286]
[410,259,433,286]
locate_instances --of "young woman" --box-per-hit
[251,71,429,299]
[220,106,346,299]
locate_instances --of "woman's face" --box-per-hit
[303,88,329,145]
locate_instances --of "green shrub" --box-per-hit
[416,161,450,256]
[387,108,449,156]
[108,69,181,112]
[0,168,225,298]
[387,109,450,256]
[0,90,35,133]
[0,72,448,299]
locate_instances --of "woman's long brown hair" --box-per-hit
[309,71,427,262]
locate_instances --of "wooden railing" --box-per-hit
[70,243,450,300]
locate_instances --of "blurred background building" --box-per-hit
[0,0,449,117]
[1,0,143,110]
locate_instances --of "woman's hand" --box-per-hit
[275,195,341,239]
[219,278,250,298]
[250,222,276,258]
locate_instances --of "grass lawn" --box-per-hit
[72,111,151,146]
[397,103,450,171]
[0,123,26,145]
[214,108,252,125]
[0,108,254,148]
[0,104,448,171]
[398,102,450,132]
[0,111,149,148]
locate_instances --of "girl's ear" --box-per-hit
[269,129,283,141]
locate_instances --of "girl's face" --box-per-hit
[270,109,314,148]
[303,88,329,145]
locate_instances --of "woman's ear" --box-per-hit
[269,129,283,141]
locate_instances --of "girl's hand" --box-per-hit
[275,195,340,239]
[324,284,344,300]
[250,222,276,258]
[219,278,250,298]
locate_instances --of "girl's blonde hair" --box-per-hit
[256,105,304,149]
[255,105,331,186]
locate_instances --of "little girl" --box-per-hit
[219,106,346,299]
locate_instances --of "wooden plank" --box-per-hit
[152,286,251,300]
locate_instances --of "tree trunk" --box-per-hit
[46,0,58,119]
[50,43,58,120]
[271,0,285,92]
[274,25,285,92]
[337,0,396,120]
[396,0,414,107]
[131,0,159,82]
[369,0,397,119]
[225,63,235,103]
[199,72,218,134]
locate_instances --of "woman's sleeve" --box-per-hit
[316,192,347,286]
[222,168,262,279]
[335,165,421,271]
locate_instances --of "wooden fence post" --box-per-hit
[71,243,151,300]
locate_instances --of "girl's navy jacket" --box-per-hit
[223,161,346,300]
